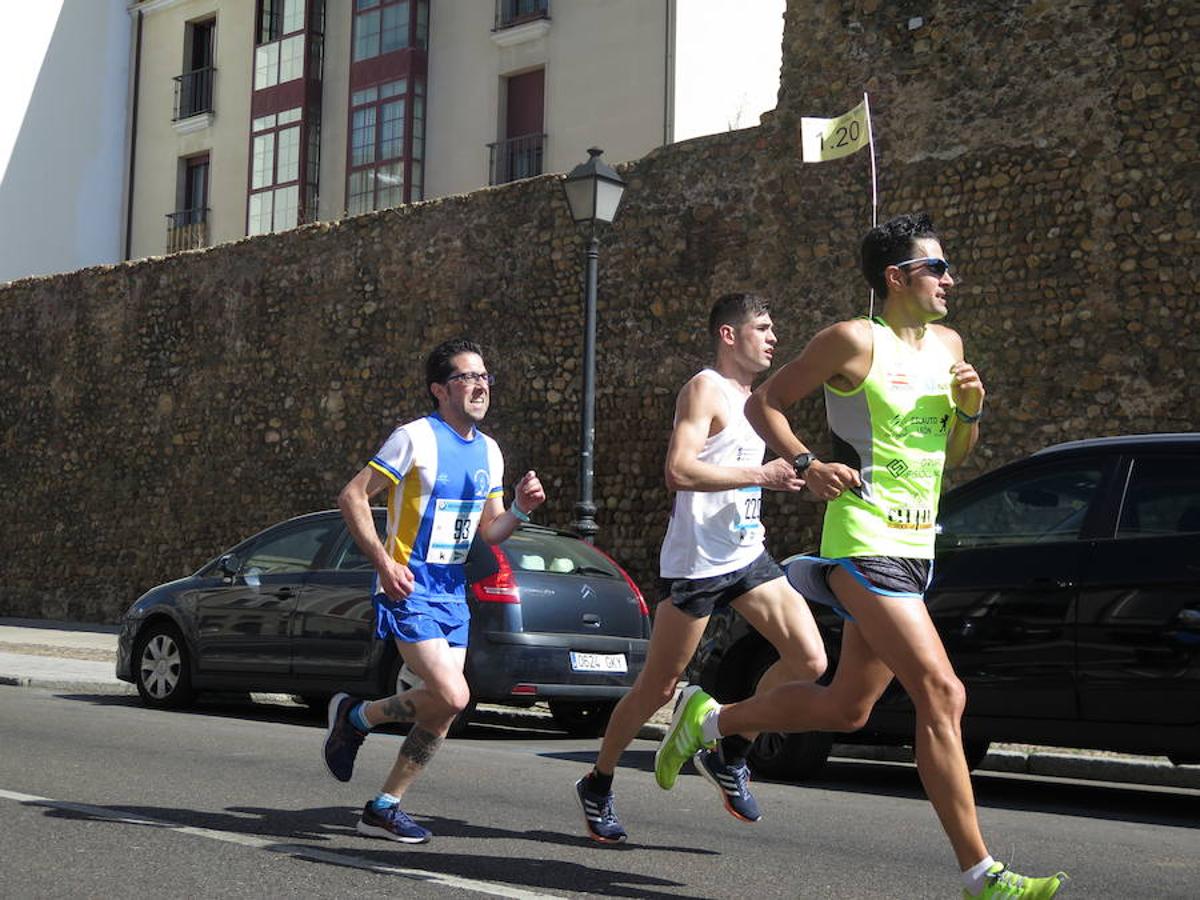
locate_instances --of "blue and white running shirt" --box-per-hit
[367,413,504,603]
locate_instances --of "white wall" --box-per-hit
[0,0,131,283]
[671,0,784,142]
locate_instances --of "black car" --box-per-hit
[692,434,1200,778]
[116,510,650,735]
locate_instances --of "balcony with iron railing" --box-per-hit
[494,0,548,30]
[488,133,546,186]
[173,66,215,121]
[166,208,209,253]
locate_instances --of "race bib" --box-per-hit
[427,498,485,564]
[736,487,763,544]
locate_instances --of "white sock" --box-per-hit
[700,707,723,744]
[963,856,996,895]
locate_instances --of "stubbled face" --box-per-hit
[433,352,490,428]
[895,237,954,322]
[728,313,777,373]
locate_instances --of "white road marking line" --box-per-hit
[0,788,563,900]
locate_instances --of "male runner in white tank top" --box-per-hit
[574,293,828,843]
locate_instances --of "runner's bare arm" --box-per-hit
[479,470,546,544]
[746,321,869,499]
[665,375,804,493]
[934,326,984,468]
[337,465,415,599]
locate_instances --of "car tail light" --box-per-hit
[592,545,649,617]
[510,683,538,696]
[471,545,520,604]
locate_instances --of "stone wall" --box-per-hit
[1,0,1196,621]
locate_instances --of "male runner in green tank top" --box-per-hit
[653,214,1068,898]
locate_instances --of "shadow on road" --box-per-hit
[37,797,711,899]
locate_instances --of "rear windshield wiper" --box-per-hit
[571,564,616,577]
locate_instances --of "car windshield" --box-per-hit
[504,531,621,577]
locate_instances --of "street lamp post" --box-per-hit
[561,147,626,543]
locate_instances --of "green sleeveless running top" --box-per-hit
[820,317,957,559]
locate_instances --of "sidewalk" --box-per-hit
[2,616,1197,790]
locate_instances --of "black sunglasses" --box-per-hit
[895,256,952,277]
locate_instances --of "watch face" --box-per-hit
[793,453,814,473]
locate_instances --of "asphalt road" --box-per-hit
[1,687,1196,899]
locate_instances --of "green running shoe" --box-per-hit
[967,863,1068,899]
[654,685,718,790]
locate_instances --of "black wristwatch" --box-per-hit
[793,452,818,476]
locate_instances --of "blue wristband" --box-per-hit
[955,406,984,424]
[510,503,530,522]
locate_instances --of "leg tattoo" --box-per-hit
[400,726,444,768]
[380,696,418,723]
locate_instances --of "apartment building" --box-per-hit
[107,0,785,263]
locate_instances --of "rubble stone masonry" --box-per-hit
[1,0,1196,620]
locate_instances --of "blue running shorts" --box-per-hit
[373,594,471,647]
[785,555,933,622]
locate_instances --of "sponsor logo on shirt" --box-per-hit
[887,412,952,438]
[886,505,934,529]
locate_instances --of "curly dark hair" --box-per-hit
[425,338,485,408]
[860,213,940,298]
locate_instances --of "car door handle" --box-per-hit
[580,613,601,629]
[275,587,296,598]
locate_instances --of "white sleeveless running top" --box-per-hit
[659,369,767,579]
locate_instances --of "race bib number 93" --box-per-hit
[428,498,485,564]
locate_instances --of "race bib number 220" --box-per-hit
[736,486,763,544]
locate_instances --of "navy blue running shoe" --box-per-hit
[575,776,627,843]
[323,692,367,782]
[356,801,432,844]
[694,748,761,823]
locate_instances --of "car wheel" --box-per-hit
[749,727,834,780]
[133,621,195,710]
[736,649,833,781]
[963,739,991,771]
[548,699,617,737]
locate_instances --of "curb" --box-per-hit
[0,674,136,695]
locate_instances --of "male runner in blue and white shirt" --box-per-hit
[323,338,545,843]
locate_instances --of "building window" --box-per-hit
[353,0,427,61]
[257,0,305,44]
[168,154,210,251]
[255,34,306,89]
[174,18,216,120]
[346,78,424,214]
[495,0,548,30]
[248,107,305,235]
[489,68,544,184]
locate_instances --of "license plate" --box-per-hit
[569,652,627,673]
